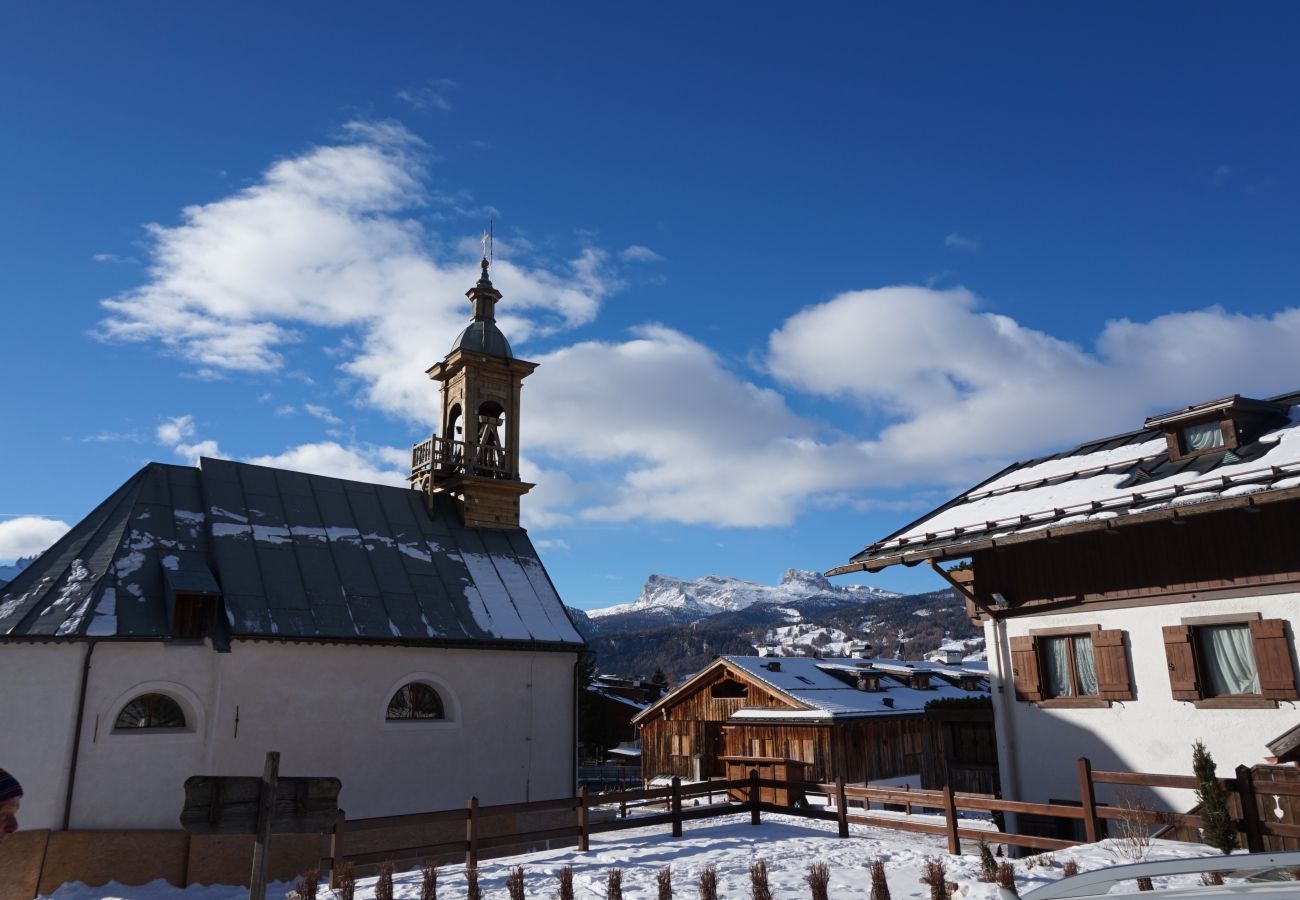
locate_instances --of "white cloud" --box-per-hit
[522,325,869,527]
[156,414,196,445]
[618,245,664,263]
[304,404,343,425]
[943,232,980,251]
[766,286,1300,487]
[397,79,459,112]
[99,120,615,425]
[0,516,70,561]
[246,442,407,486]
[174,439,224,466]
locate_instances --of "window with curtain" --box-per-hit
[1040,635,1100,698]
[1195,624,1261,696]
[1181,421,1225,453]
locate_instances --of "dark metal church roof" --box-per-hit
[0,458,582,647]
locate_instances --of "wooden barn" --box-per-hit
[633,655,995,794]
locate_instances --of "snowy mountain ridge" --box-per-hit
[588,568,900,621]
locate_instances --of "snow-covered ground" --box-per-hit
[44,810,1232,900]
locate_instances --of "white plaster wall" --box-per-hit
[986,590,1300,814]
[0,643,86,830]
[44,641,576,829]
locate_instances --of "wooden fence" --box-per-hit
[320,758,1300,878]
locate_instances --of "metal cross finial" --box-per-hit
[480,218,495,263]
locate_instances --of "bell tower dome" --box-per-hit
[409,251,537,528]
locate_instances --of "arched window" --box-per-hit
[114,693,186,730]
[386,682,445,720]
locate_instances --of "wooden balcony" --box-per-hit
[411,435,514,481]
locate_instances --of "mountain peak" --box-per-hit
[587,569,899,622]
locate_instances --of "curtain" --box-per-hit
[1072,635,1099,696]
[1184,421,1225,451]
[1202,625,1260,696]
[1043,637,1073,697]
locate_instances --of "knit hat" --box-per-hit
[0,769,22,803]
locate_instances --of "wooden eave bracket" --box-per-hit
[926,559,998,618]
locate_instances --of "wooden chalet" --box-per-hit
[632,655,995,794]
[830,389,1300,837]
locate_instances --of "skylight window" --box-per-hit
[794,675,815,685]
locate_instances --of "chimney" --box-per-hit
[882,697,895,709]
[855,671,882,692]
[765,661,782,673]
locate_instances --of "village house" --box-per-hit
[0,256,583,886]
[633,655,995,795]
[829,390,1300,836]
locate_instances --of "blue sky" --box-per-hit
[3,3,1300,609]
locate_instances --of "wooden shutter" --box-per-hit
[1093,629,1134,701]
[1250,619,1299,700]
[1163,625,1201,701]
[1009,635,1042,702]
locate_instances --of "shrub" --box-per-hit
[1061,861,1079,878]
[869,859,890,900]
[700,865,718,900]
[607,868,623,900]
[1201,872,1225,886]
[805,862,830,900]
[375,863,394,900]
[1193,740,1237,855]
[977,841,997,882]
[559,865,574,900]
[919,857,946,900]
[332,862,356,900]
[996,861,1017,893]
[420,861,438,900]
[508,867,526,900]
[296,868,320,900]
[750,860,771,900]
[656,867,673,900]
[467,862,481,900]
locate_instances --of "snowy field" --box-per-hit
[45,812,1231,900]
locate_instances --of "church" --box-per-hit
[0,254,582,882]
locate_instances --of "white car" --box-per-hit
[1010,851,1300,899]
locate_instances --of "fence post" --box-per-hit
[671,776,683,838]
[328,808,346,889]
[466,795,479,869]
[902,783,912,816]
[1077,757,1100,844]
[749,769,761,826]
[942,784,960,855]
[577,787,589,852]
[836,778,849,838]
[1235,765,1264,853]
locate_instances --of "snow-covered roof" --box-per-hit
[833,390,1300,573]
[587,686,649,710]
[0,458,582,647]
[710,656,987,721]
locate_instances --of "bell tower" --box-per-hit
[409,250,537,528]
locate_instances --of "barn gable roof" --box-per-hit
[0,457,582,648]
[632,655,987,725]
[832,388,1300,574]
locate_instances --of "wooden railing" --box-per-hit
[319,759,1300,879]
[410,435,513,480]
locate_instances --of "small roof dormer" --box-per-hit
[1144,395,1290,463]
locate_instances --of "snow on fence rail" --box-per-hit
[319,759,1300,879]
